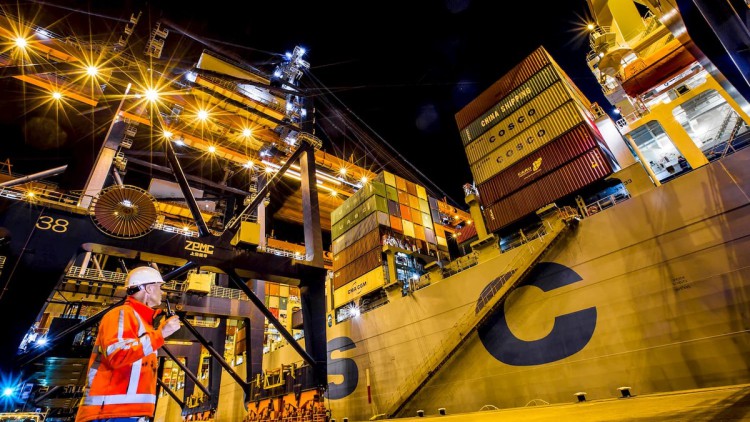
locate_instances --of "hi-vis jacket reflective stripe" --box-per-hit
[76,297,165,422]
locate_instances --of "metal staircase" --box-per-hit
[384,209,579,418]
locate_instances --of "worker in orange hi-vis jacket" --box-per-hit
[76,266,182,422]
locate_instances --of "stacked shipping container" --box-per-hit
[330,171,448,308]
[455,46,618,232]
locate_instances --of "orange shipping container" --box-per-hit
[398,190,409,205]
[406,181,417,196]
[390,215,403,232]
[396,176,407,192]
[414,224,426,241]
[399,204,412,221]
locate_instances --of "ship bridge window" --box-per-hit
[672,89,750,162]
[630,121,690,182]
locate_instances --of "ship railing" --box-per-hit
[66,266,127,284]
[152,222,200,238]
[0,256,6,270]
[0,185,89,211]
[441,253,478,277]
[65,266,250,301]
[385,214,571,416]
[210,285,250,301]
[584,192,631,216]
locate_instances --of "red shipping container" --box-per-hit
[333,228,382,271]
[484,147,615,232]
[477,124,603,206]
[333,248,383,290]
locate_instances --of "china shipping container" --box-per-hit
[332,247,383,289]
[470,101,588,184]
[484,147,615,232]
[477,123,603,206]
[333,228,382,271]
[455,46,552,129]
[460,65,561,145]
[464,80,573,164]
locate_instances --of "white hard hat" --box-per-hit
[125,266,165,289]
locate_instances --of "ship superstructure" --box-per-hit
[585,0,750,184]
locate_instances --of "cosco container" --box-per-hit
[331,180,386,225]
[333,228,382,271]
[332,247,383,290]
[332,211,382,254]
[332,194,388,240]
[477,123,603,206]
[455,47,552,129]
[470,101,587,184]
[460,66,561,145]
[484,147,615,232]
[464,81,573,164]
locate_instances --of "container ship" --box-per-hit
[0,0,748,421]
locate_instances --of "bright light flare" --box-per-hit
[51,92,62,100]
[243,161,254,169]
[86,65,98,77]
[242,128,252,138]
[144,88,159,102]
[2,387,13,397]
[14,37,27,49]
[208,145,216,153]
[162,130,173,139]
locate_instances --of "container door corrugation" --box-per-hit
[483,147,615,232]
[477,124,602,206]
[470,101,587,185]
[331,180,386,225]
[455,47,551,129]
[332,248,383,290]
[459,65,561,145]
[464,81,572,164]
[332,194,388,240]
[333,228,382,271]
[332,211,381,254]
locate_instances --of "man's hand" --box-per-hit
[161,316,181,338]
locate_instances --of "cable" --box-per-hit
[304,70,463,207]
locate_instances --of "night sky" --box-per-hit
[3,0,606,207]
